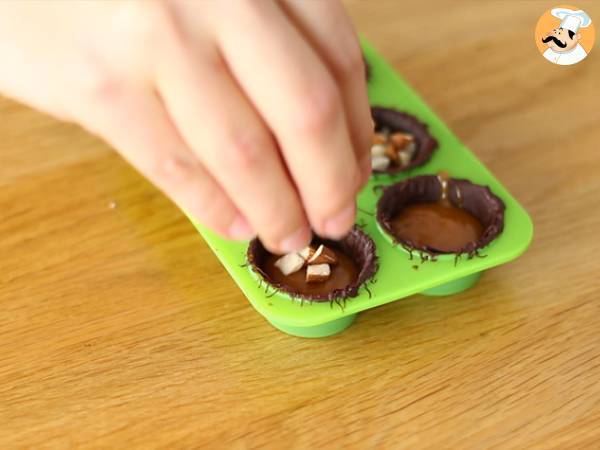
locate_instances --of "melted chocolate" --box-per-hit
[389,202,484,253]
[263,250,359,297]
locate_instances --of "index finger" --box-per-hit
[214,0,360,239]
[281,0,373,186]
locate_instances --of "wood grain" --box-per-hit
[2,1,600,448]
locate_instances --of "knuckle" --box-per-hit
[113,1,173,51]
[151,154,198,187]
[335,42,364,82]
[69,51,126,104]
[73,3,173,101]
[292,80,341,135]
[221,131,270,172]
[82,72,126,104]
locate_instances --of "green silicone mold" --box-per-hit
[189,40,534,338]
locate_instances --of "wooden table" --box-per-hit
[2,2,600,448]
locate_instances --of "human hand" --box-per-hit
[0,0,371,253]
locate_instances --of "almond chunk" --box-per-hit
[390,132,414,149]
[298,246,313,261]
[274,252,305,276]
[398,149,412,167]
[371,155,390,171]
[306,264,331,283]
[371,144,386,157]
[384,143,400,165]
[307,244,338,265]
[404,141,417,158]
[372,133,387,145]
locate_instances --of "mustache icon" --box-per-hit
[542,35,567,48]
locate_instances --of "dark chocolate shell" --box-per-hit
[247,226,378,302]
[376,175,505,256]
[371,107,438,174]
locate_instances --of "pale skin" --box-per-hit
[0,0,372,254]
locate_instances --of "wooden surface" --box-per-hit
[2,2,600,448]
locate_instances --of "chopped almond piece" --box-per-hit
[371,144,386,157]
[390,132,414,149]
[398,150,412,167]
[298,246,313,261]
[306,264,331,283]
[371,155,390,171]
[307,244,338,265]
[274,252,305,276]
[404,141,417,158]
[384,143,400,165]
[372,133,387,145]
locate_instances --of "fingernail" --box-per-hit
[279,226,311,253]
[228,214,254,240]
[324,203,356,238]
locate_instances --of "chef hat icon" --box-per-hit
[551,8,592,33]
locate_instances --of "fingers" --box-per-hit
[79,84,254,240]
[155,42,311,254]
[280,0,372,187]
[213,0,360,239]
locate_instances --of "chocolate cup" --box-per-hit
[247,226,378,302]
[371,107,438,174]
[376,175,505,256]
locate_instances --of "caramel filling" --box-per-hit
[390,202,483,253]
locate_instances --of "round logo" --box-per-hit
[535,5,595,65]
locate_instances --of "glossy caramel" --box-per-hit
[390,202,484,253]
